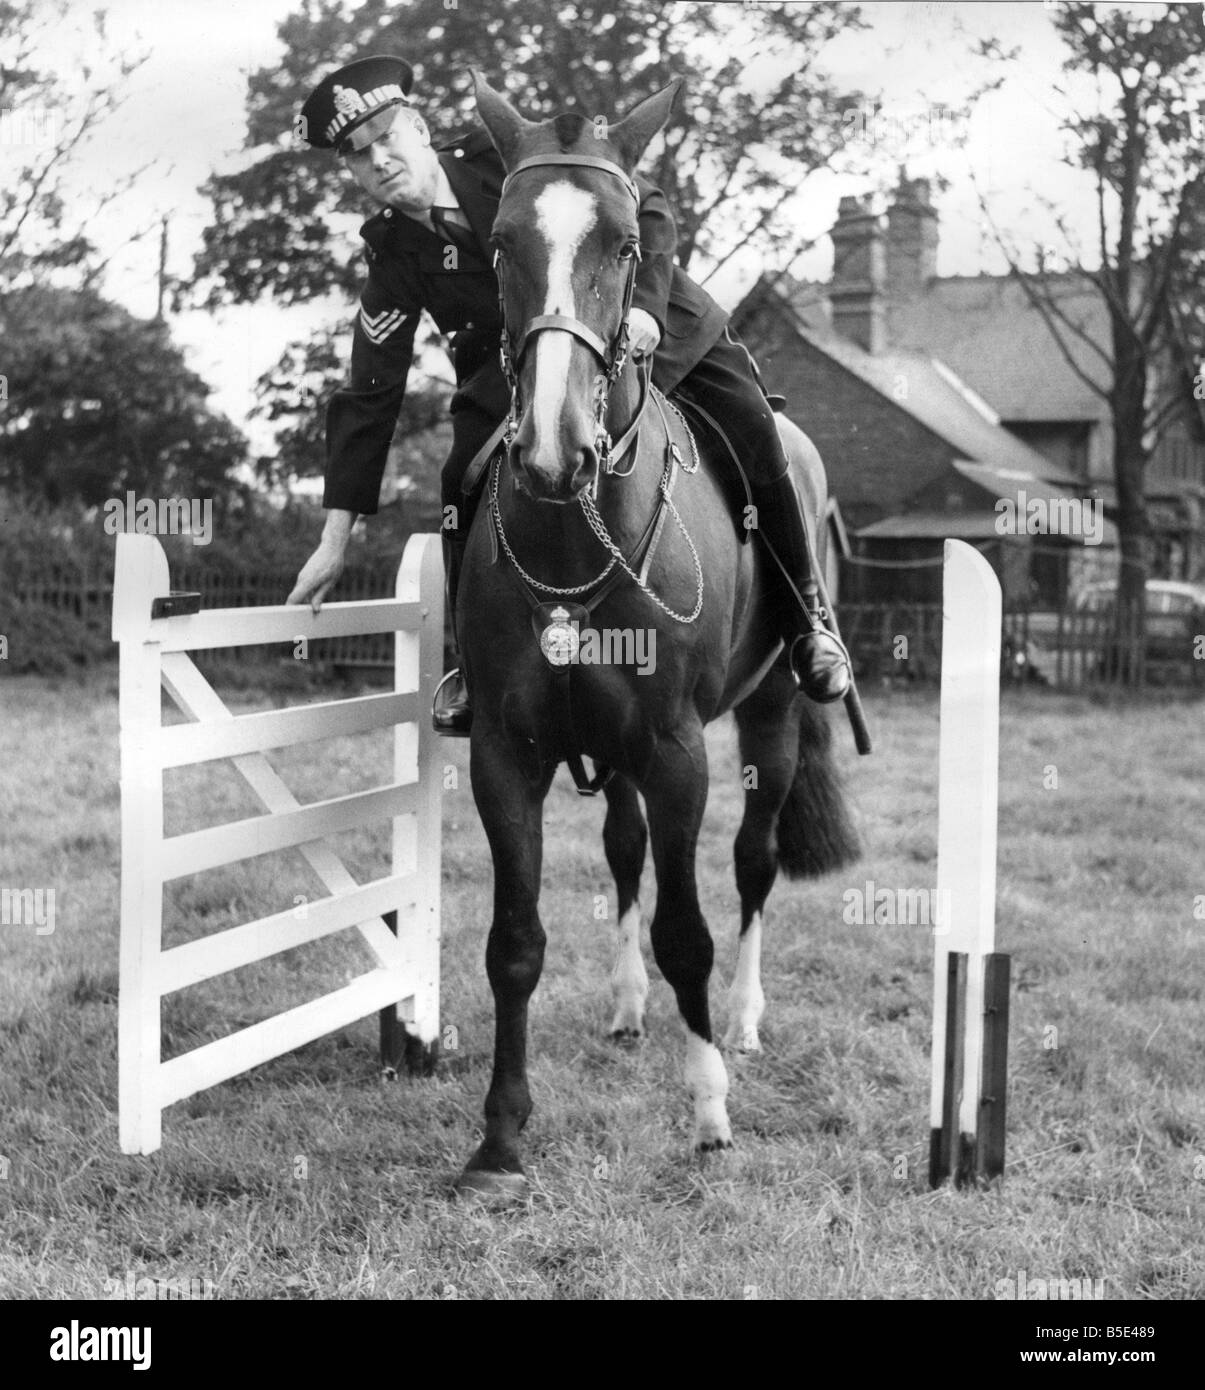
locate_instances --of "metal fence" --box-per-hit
[840,602,1204,690]
[12,569,1204,689]
[14,564,406,671]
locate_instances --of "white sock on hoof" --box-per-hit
[724,911,765,1053]
[685,1032,732,1148]
[609,903,648,1035]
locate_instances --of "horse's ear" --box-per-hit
[471,70,536,169]
[606,78,683,171]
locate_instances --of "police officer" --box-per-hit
[290,56,851,732]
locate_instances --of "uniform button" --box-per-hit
[383,209,392,218]
[465,321,474,329]
[453,148,464,158]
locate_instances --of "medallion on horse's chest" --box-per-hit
[539,606,580,666]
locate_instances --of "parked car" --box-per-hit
[1009,579,1205,686]
[1072,580,1205,663]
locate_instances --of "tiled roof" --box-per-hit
[756,283,1078,487]
[890,275,1111,424]
[775,271,1112,424]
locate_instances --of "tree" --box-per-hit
[189,0,865,510]
[190,0,866,307]
[977,3,1205,681]
[251,326,451,495]
[0,284,249,509]
[0,0,149,291]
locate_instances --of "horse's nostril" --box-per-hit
[573,445,599,491]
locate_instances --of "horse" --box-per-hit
[454,73,860,1199]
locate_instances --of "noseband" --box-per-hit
[494,153,643,468]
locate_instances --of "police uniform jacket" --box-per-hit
[324,127,729,514]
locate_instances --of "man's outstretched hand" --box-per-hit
[287,510,356,612]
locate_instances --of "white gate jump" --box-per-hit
[112,532,443,1155]
[929,539,1011,1187]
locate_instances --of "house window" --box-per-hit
[1004,422,1090,479]
[1029,540,1069,607]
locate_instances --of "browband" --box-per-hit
[501,152,640,203]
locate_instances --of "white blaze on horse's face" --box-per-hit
[516,180,599,496]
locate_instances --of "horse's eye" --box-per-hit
[618,242,638,261]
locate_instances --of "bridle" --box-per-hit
[485,144,704,694]
[493,152,644,473]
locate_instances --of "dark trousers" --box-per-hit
[440,403,500,539]
[672,327,791,487]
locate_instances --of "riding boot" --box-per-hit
[750,472,853,705]
[432,530,473,737]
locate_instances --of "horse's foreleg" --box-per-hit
[728,667,801,1053]
[603,774,649,1042]
[642,728,732,1151]
[457,735,554,1201]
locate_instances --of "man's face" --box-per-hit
[343,108,440,212]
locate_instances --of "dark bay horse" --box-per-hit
[456,74,859,1199]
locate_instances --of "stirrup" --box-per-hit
[431,668,472,738]
[788,629,853,705]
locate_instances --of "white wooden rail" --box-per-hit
[112,532,443,1154]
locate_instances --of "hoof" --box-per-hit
[723,1023,762,1054]
[454,1168,529,1204]
[695,1136,735,1155]
[608,1025,644,1046]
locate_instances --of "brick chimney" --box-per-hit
[830,194,885,354]
[886,170,938,297]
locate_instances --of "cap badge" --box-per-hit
[333,85,367,118]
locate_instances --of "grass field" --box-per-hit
[1,668,1203,1299]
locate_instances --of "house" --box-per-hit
[731,173,1205,602]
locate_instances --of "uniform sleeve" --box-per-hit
[322,255,421,515]
[632,175,676,339]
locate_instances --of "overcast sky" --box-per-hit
[15,0,1150,450]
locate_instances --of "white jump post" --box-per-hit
[113,532,443,1155]
[929,539,1010,1187]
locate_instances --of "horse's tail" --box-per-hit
[776,700,860,879]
